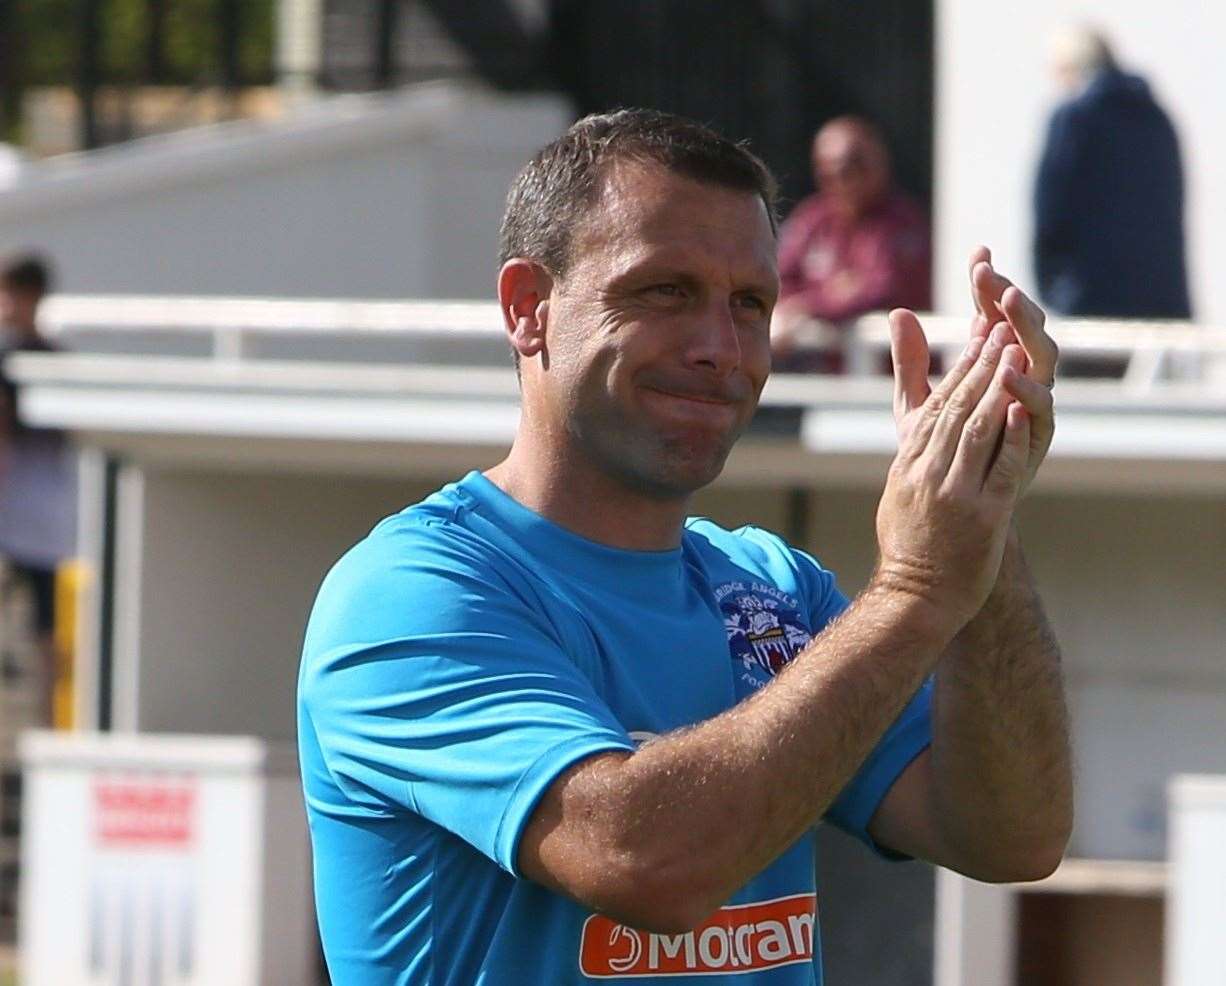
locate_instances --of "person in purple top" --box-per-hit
[773,117,931,372]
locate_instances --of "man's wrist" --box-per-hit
[1005,519,1022,553]
[987,523,1025,596]
[859,572,963,653]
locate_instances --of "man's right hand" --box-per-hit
[872,313,1032,636]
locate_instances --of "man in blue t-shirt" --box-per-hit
[300,110,1073,985]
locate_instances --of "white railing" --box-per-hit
[41,296,503,363]
[12,295,1226,484]
[38,295,1226,389]
[847,313,1226,389]
[43,296,498,335]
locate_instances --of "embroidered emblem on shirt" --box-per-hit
[714,581,812,684]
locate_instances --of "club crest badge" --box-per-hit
[715,581,812,687]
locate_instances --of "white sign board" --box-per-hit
[18,731,313,986]
[1166,774,1226,986]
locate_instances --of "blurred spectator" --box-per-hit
[1034,27,1190,321]
[0,254,77,720]
[773,116,931,372]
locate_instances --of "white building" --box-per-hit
[0,83,569,300]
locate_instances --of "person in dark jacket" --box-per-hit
[1034,28,1190,320]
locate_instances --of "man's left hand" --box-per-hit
[890,247,1057,495]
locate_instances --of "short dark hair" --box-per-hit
[1,254,52,295]
[499,108,779,280]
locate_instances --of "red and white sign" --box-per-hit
[21,732,312,986]
[93,777,197,848]
[579,893,817,978]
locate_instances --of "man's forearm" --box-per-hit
[525,584,952,930]
[929,528,1073,878]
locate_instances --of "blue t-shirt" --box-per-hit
[299,471,932,985]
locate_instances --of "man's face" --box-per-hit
[528,162,777,500]
[813,127,888,218]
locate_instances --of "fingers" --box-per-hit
[967,246,992,339]
[947,344,1027,489]
[1003,363,1056,488]
[900,332,986,454]
[889,308,932,418]
[917,322,1013,472]
[983,402,1031,499]
[1002,364,1054,421]
[964,246,1059,386]
[972,259,1012,315]
[969,249,1012,342]
[967,245,992,281]
[961,250,1059,385]
[1000,285,1058,386]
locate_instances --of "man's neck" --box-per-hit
[485,441,690,552]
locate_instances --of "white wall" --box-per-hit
[125,470,444,739]
[937,0,1226,322]
[0,85,570,300]
[115,464,1226,862]
[805,487,1226,862]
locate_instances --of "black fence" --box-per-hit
[0,0,275,150]
[543,0,933,215]
[0,0,933,215]
[320,0,934,214]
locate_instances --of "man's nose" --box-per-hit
[686,299,742,376]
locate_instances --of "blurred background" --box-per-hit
[0,2,1223,985]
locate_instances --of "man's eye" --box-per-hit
[647,284,682,298]
[736,294,768,313]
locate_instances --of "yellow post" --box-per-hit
[51,560,88,731]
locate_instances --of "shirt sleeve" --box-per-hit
[300,520,636,875]
[789,546,934,857]
[824,679,933,856]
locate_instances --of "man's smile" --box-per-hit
[639,386,742,425]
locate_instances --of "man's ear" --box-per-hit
[498,259,554,363]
